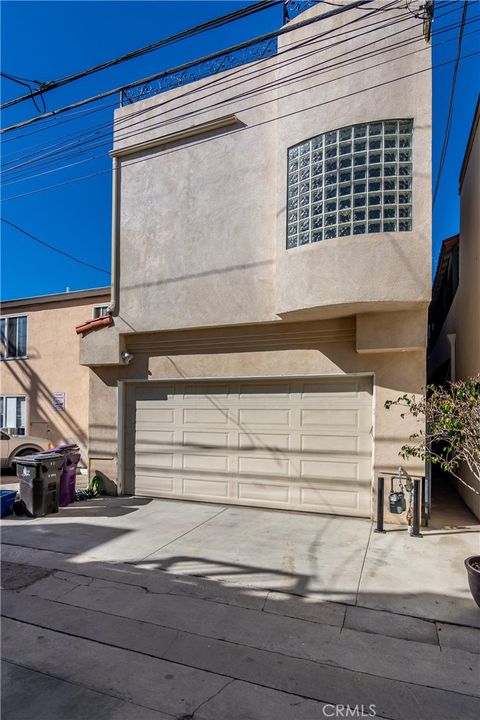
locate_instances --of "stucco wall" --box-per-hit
[82,3,431,519]
[88,318,426,517]
[457,124,480,381]
[102,2,431,338]
[1,294,109,463]
[275,3,431,317]
[455,114,480,518]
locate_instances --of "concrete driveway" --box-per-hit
[1,495,480,719]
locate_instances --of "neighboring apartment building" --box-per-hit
[429,97,480,519]
[1,287,110,463]
[80,2,432,518]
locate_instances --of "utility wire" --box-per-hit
[4,7,475,184]
[1,0,462,172]
[2,0,404,170]
[3,47,478,204]
[0,1,284,111]
[0,218,110,274]
[0,0,458,147]
[432,0,468,206]
[0,0,374,134]
[2,10,468,186]
[2,12,425,181]
[1,72,46,113]
[1,71,45,85]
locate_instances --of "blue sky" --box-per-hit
[1,0,479,301]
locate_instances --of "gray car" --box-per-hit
[0,431,50,471]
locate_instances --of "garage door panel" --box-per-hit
[239,433,291,451]
[301,408,360,428]
[136,430,174,448]
[182,384,230,398]
[182,477,229,498]
[133,376,373,517]
[300,486,361,511]
[183,407,230,425]
[182,431,229,448]
[239,383,291,397]
[136,408,174,425]
[183,453,229,472]
[136,452,174,469]
[238,482,290,504]
[300,434,359,453]
[300,459,359,481]
[238,456,290,477]
[135,474,175,495]
[136,387,172,402]
[238,408,291,426]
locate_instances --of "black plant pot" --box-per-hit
[465,556,480,608]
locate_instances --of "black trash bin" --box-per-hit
[15,453,64,517]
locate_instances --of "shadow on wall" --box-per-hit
[2,354,88,454]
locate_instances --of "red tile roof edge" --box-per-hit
[75,314,113,335]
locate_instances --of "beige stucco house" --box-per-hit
[1,287,110,463]
[429,97,480,519]
[80,3,432,518]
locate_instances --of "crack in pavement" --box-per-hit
[139,506,229,562]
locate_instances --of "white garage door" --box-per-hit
[133,377,373,517]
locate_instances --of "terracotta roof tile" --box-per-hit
[75,314,113,335]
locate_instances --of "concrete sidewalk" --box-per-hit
[1,496,479,719]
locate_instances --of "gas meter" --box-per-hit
[388,475,406,514]
[389,489,406,514]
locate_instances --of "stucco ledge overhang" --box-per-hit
[110,114,239,159]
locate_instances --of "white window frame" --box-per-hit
[0,314,28,360]
[92,305,110,319]
[0,395,27,436]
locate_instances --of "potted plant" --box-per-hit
[385,375,480,607]
[465,556,480,608]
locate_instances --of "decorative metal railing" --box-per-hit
[121,37,277,106]
[120,1,321,106]
[283,0,320,22]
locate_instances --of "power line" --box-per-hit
[4,6,475,185]
[1,100,119,146]
[1,0,463,175]
[0,0,374,134]
[1,1,401,147]
[432,0,469,206]
[0,1,284,111]
[1,10,470,189]
[3,47,478,204]
[0,218,110,274]
[1,72,47,113]
[2,1,406,173]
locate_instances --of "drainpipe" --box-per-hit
[108,156,119,315]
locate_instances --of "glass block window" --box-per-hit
[286,120,413,248]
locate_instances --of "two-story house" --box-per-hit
[80,2,431,517]
[1,287,110,464]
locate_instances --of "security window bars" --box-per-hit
[286,120,413,248]
[0,316,27,359]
